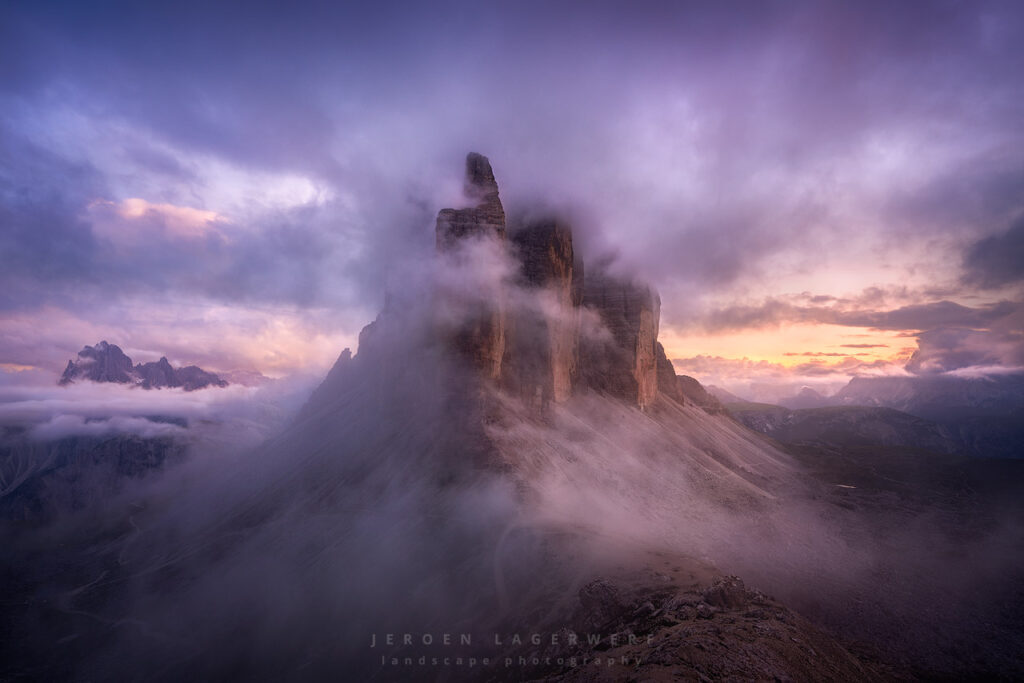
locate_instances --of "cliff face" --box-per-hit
[505,219,583,405]
[578,267,661,409]
[656,342,683,403]
[435,153,507,380]
[436,152,506,248]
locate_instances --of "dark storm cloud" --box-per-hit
[700,298,1020,334]
[0,123,104,309]
[838,301,1021,331]
[963,216,1024,289]
[885,144,1024,231]
[905,326,1024,374]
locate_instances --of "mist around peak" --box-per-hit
[2,154,1023,681]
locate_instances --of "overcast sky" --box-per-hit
[1,0,1022,396]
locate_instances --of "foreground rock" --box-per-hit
[506,570,889,682]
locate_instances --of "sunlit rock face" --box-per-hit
[329,151,677,413]
[430,152,668,409]
[578,266,661,409]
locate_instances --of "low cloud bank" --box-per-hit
[0,369,317,445]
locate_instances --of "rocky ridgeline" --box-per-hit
[59,341,227,391]
[430,152,675,409]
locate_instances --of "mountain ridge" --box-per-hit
[59,340,228,391]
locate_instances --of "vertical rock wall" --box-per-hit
[435,153,508,380]
[506,219,583,405]
[579,268,661,409]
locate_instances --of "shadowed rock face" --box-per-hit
[656,342,683,403]
[0,431,185,521]
[173,365,228,391]
[435,152,508,380]
[59,341,134,385]
[677,375,728,415]
[506,218,583,405]
[579,266,661,408]
[136,357,177,388]
[59,341,227,391]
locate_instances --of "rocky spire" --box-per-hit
[435,152,506,248]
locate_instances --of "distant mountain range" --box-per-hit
[59,341,228,391]
[778,386,830,410]
[721,373,1024,459]
[833,374,1024,419]
[727,403,962,454]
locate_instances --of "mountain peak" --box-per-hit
[436,151,506,250]
[371,154,666,408]
[464,152,498,197]
[59,341,227,391]
[58,341,134,385]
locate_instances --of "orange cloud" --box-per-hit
[88,198,227,244]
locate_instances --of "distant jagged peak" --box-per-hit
[59,341,228,391]
[59,340,134,385]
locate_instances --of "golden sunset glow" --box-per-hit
[662,323,916,368]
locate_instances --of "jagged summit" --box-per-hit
[59,339,135,385]
[336,153,702,411]
[464,151,499,198]
[435,152,507,249]
[59,341,228,391]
